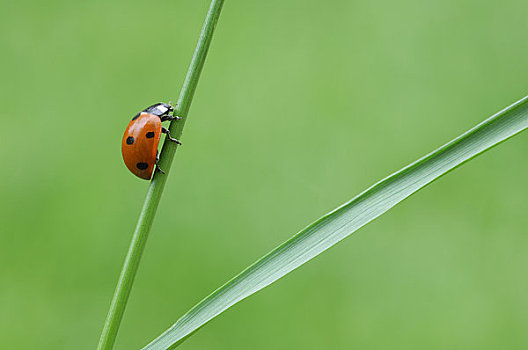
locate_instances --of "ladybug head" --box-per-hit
[142,102,173,117]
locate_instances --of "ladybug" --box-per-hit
[122,102,181,180]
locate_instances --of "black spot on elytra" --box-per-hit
[136,162,148,170]
[146,131,155,138]
[132,113,140,120]
[126,136,134,145]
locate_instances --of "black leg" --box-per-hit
[162,127,182,145]
[161,114,182,122]
[155,163,166,174]
[155,150,165,174]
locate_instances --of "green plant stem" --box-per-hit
[96,1,225,349]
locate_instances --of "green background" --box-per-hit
[1,0,527,349]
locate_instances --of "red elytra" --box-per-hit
[121,113,162,180]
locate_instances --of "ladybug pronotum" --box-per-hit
[121,102,181,180]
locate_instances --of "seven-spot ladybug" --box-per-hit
[122,102,181,180]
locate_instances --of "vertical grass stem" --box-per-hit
[97,1,225,349]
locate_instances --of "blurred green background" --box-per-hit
[1,0,528,349]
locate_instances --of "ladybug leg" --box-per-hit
[163,103,182,122]
[155,151,165,174]
[162,127,182,145]
[155,163,166,174]
[161,114,182,122]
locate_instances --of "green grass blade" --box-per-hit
[144,96,528,350]
[96,1,224,349]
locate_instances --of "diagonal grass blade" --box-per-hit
[144,95,528,350]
